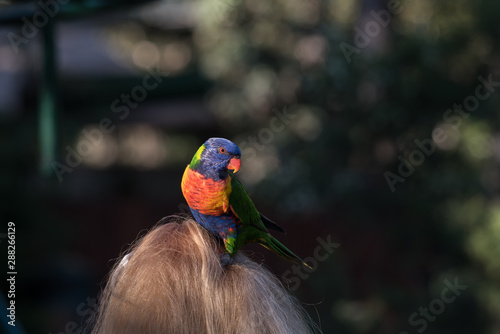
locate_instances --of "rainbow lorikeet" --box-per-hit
[181,137,309,267]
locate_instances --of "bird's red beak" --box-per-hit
[227,157,241,173]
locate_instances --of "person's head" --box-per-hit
[91,217,318,334]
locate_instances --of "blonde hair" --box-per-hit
[91,217,318,334]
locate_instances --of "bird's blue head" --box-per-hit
[189,137,242,180]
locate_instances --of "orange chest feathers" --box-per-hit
[181,166,232,216]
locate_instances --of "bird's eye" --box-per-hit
[219,148,226,154]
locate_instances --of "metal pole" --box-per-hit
[39,16,57,177]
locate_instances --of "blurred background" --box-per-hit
[1,0,500,333]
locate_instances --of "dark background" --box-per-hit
[1,0,499,333]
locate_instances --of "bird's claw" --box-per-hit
[219,253,233,267]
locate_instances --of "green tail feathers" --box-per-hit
[260,234,312,269]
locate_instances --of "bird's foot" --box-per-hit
[219,253,234,267]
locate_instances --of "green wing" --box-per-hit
[228,173,310,268]
[228,174,265,230]
[229,173,286,233]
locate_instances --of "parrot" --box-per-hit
[181,137,310,268]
